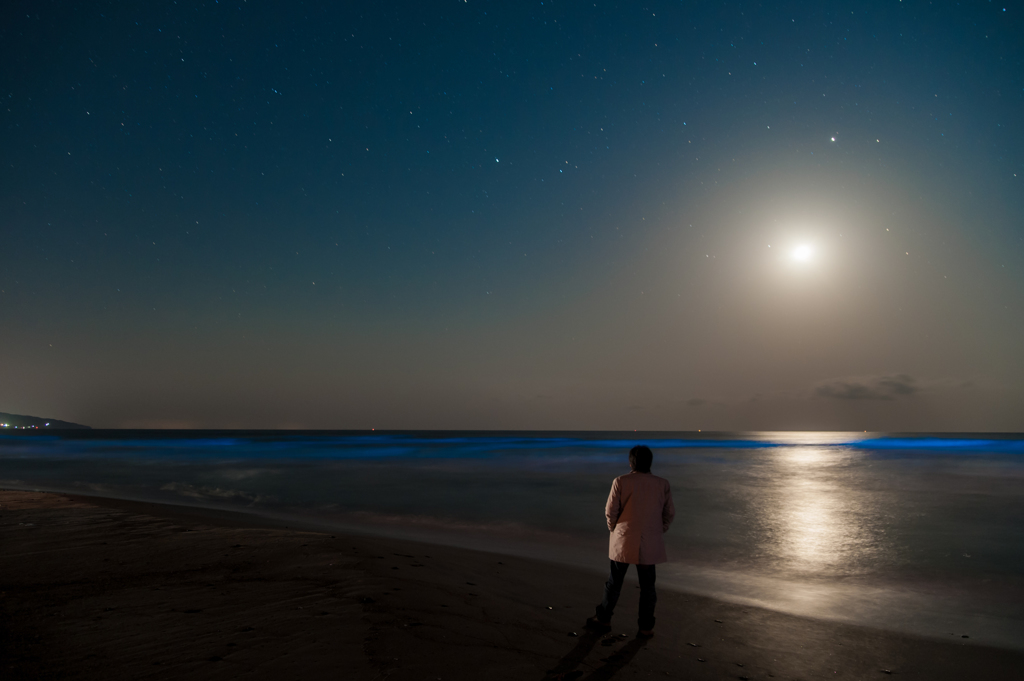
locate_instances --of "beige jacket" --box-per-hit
[605,471,675,565]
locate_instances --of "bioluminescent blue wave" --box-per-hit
[2,431,1022,462]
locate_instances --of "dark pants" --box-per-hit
[595,560,657,630]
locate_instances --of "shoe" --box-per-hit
[585,616,611,632]
[637,629,655,638]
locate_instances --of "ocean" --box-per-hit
[2,430,1022,649]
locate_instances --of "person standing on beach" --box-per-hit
[586,445,675,637]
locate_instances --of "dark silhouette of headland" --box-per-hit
[0,412,90,430]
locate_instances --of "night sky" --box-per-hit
[3,1,1022,430]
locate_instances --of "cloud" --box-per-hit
[815,374,919,401]
[160,482,268,505]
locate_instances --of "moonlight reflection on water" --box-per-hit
[767,447,879,577]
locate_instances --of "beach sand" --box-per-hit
[2,489,1020,680]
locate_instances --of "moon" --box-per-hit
[791,244,814,262]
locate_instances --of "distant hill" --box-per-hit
[0,412,91,430]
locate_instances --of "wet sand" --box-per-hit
[2,489,1021,680]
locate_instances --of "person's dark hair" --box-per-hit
[629,445,653,473]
